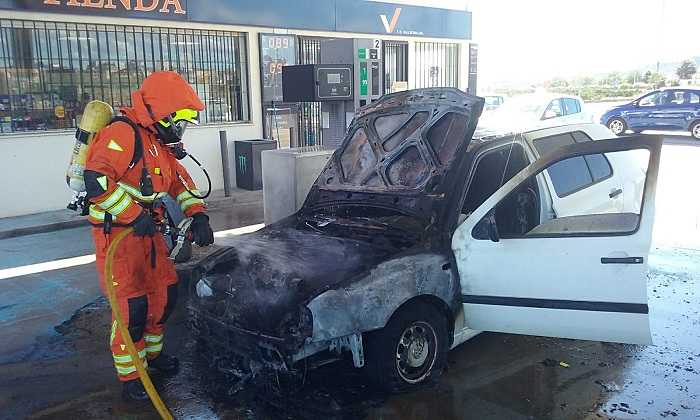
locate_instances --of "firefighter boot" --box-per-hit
[122,379,149,402]
[149,353,179,374]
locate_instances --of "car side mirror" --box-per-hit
[542,110,557,120]
[631,101,639,107]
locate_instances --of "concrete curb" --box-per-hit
[0,218,87,240]
[0,190,263,240]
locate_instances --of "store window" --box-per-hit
[0,19,250,134]
[414,42,459,89]
[383,41,408,94]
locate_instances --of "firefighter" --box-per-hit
[84,71,214,401]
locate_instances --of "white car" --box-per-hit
[482,94,505,112]
[476,93,591,139]
[191,89,659,392]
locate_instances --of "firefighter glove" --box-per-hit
[191,213,214,246]
[132,210,156,237]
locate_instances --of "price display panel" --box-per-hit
[260,34,297,102]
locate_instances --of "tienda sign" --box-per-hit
[42,0,186,14]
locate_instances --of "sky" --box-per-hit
[377,0,700,87]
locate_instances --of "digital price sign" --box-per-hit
[260,34,297,102]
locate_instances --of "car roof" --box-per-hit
[469,123,613,151]
[512,93,582,102]
[657,87,700,92]
[521,122,613,141]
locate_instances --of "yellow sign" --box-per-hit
[54,105,66,119]
[391,81,409,92]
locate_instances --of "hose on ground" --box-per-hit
[104,228,174,420]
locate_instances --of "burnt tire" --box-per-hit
[365,302,448,392]
[607,117,627,136]
[691,121,700,139]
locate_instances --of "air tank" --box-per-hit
[66,100,114,192]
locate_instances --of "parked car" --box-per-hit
[188,88,661,392]
[475,93,589,139]
[601,88,700,138]
[482,94,505,112]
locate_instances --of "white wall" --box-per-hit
[1,131,76,218]
[0,122,261,218]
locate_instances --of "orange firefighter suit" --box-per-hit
[85,72,208,382]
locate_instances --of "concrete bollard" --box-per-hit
[219,131,231,197]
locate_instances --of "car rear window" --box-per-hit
[533,132,613,197]
[668,91,700,105]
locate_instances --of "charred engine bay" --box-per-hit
[189,207,428,357]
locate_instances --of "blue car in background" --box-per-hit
[601,88,700,139]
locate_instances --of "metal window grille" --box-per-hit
[383,41,408,94]
[0,19,250,134]
[414,42,460,89]
[296,36,322,147]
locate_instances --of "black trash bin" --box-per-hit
[234,139,277,190]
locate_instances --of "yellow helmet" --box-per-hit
[156,108,200,144]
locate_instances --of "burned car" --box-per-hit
[189,88,662,391]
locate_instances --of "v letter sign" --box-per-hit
[380,8,402,33]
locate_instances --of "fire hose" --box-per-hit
[104,227,173,420]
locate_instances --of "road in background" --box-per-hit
[585,101,627,124]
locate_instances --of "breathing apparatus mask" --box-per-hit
[155,109,200,160]
[149,107,212,201]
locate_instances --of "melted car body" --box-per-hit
[189,88,480,380]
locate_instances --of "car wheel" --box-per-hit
[365,301,449,392]
[691,121,700,139]
[607,118,627,136]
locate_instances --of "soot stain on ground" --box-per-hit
[0,247,698,420]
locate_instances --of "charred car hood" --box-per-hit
[193,225,396,337]
[304,88,484,222]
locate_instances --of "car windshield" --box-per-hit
[484,96,502,106]
[638,92,661,107]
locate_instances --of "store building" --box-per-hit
[0,0,474,218]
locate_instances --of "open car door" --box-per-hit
[452,135,662,344]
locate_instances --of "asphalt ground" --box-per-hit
[0,135,698,420]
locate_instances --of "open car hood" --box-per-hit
[304,88,484,221]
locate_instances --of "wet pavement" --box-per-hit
[1,137,699,420]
